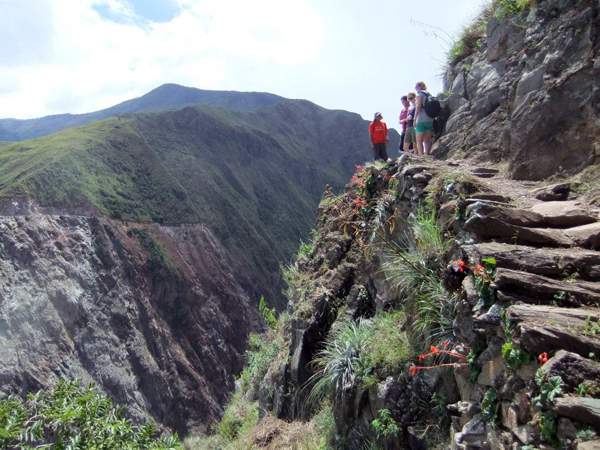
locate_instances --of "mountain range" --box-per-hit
[0,85,399,307]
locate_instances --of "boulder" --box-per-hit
[455,417,488,447]
[533,183,571,201]
[544,351,600,393]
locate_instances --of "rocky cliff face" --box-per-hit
[435,0,599,180]
[0,204,261,435]
[257,155,600,449]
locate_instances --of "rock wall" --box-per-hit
[0,208,262,435]
[259,155,600,449]
[435,0,599,180]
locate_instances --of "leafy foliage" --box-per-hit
[473,257,497,308]
[533,368,563,443]
[0,380,181,450]
[481,387,499,424]
[258,296,277,330]
[240,332,285,401]
[501,342,531,370]
[496,0,531,19]
[371,409,399,440]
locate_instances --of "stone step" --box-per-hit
[530,201,598,228]
[467,242,600,281]
[494,268,600,305]
[466,193,513,204]
[467,202,598,230]
[507,304,600,357]
[465,204,600,249]
[470,167,499,178]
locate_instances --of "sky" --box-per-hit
[0,0,485,128]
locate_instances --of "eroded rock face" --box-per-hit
[0,213,261,435]
[437,0,599,180]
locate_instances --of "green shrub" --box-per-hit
[368,312,413,374]
[371,409,399,440]
[0,380,181,449]
[240,333,283,400]
[127,227,178,279]
[496,0,531,19]
[312,402,337,450]
[259,295,277,330]
[216,392,258,441]
[447,2,494,64]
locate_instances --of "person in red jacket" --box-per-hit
[369,112,388,161]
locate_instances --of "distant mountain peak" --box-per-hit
[0,84,287,141]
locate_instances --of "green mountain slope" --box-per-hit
[0,84,285,141]
[0,100,399,306]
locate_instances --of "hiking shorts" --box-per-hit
[404,127,416,144]
[416,121,434,134]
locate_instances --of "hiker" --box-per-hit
[369,112,388,161]
[403,93,417,154]
[414,81,434,156]
[398,96,409,153]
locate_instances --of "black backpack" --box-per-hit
[422,91,441,118]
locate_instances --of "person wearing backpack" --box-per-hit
[369,112,389,161]
[414,81,438,156]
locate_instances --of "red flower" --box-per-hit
[538,352,549,365]
[409,365,417,376]
[477,264,484,272]
[386,174,392,180]
[430,345,439,354]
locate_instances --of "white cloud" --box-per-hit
[0,0,324,119]
[0,0,486,125]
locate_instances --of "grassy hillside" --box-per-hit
[0,100,397,306]
[0,84,286,141]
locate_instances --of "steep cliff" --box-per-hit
[435,0,599,180]
[0,210,261,435]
